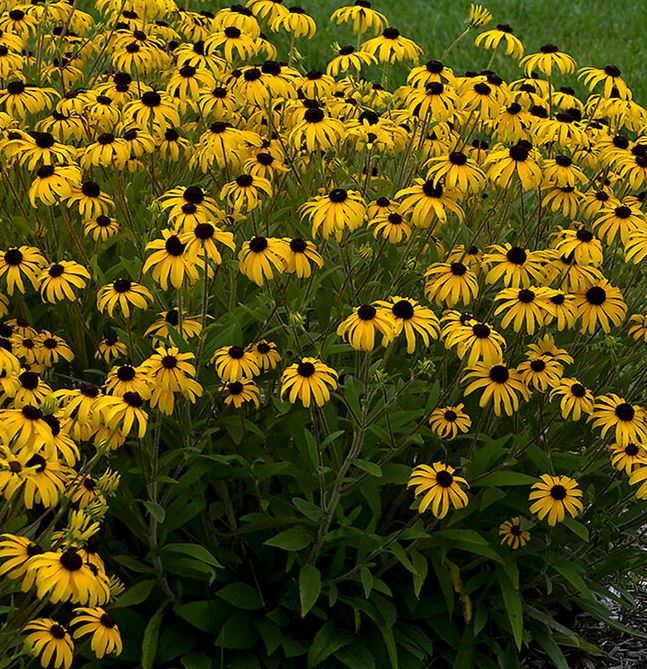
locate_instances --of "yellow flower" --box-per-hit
[407,462,469,518]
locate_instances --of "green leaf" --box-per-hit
[360,566,373,598]
[351,458,382,477]
[175,601,229,634]
[336,644,376,669]
[378,624,399,669]
[214,612,258,649]
[533,629,568,669]
[162,543,223,569]
[410,551,428,599]
[141,602,168,669]
[115,579,156,607]
[307,621,352,668]
[216,583,263,611]
[552,558,591,596]
[472,471,537,487]
[299,565,321,618]
[181,651,211,669]
[264,526,313,551]
[143,500,165,524]
[499,571,523,651]
[563,517,589,542]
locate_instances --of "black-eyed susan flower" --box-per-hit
[406,82,459,122]
[144,310,203,344]
[326,44,376,77]
[331,2,387,34]
[221,174,272,214]
[529,474,583,526]
[270,6,316,38]
[395,180,464,229]
[428,404,472,440]
[593,202,644,245]
[578,64,630,100]
[39,261,90,303]
[549,378,593,421]
[300,188,366,241]
[65,181,114,219]
[628,465,647,499]
[475,24,524,60]
[280,357,338,408]
[249,340,281,371]
[96,279,153,319]
[96,391,148,439]
[23,619,74,669]
[493,286,556,335]
[143,230,199,290]
[122,90,180,132]
[459,78,505,120]
[572,280,626,334]
[221,379,261,409]
[289,105,346,152]
[140,347,202,402]
[95,337,128,364]
[483,244,546,288]
[368,211,412,244]
[0,246,46,295]
[628,313,647,342]
[444,317,506,366]
[463,361,531,416]
[238,236,288,285]
[0,533,42,586]
[83,215,120,242]
[554,226,603,266]
[407,462,469,518]
[499,517,531,549]
[212,345,260,382]
[282,238,324,278]
[426,151,486,194]
[424,261,479,307]
[517,355,563,392]
[485,141,542,190]
[362,27,422,64]
[71,607,122,659]
[0,80,58,119]
[589,394,647,446]
[468,3,493,28]
[337,303,396,351]
[28,163,82,208]
[520,44,576,77]
[610,442,647,475]
[374,297,439,355]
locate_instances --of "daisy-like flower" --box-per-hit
[248,340,281,371]
[96,337,128,364]
[280,357,338,408]
[395,180,464,229]
[300,188,366,241]
[610,442,647,475]
[554,226,603,266]
[499,517,531,550]
[0,246,46,295]
[39,261,90,303]
[493,286,556,334]
[549,378,593,421]
[238,236,288,285]
[593,202,645,245]
[96,391,148,439]
[270,6,316,38]
[221,379,261,409]
[289,105,346,152]
[444,317,506,366]
[374,296,440,355]
[331,2,387,34]
[426,151,486,194]
[23,618,74,669]
[212,345,260,382]
[0,533,42,588]
[578,64,631,100]
[428,404,472,440]
[407,462,469,518]
[361,27,423,64]
[529,474,583,526]
[520,44,576,77]
[368,211,412,244]
[65,181,114,219]
[589,394,647,446]
[572,280,627,334]
[221,174,272,214]
[71,607,123,659]
[83,215,120,242]
[143,230,199,290]
[97,279,153,318]
[282,238,324,278]
[485,140,543,190]
[482,244,546,288]
[326,44,376,77]
[517,355,563,392]
[28,163,82,208]
[406,82,459,123]
[424,261,479,307]
[628,313,647,342]
[463,361,531,416]
[475,24,524,60]
[337,303,396,351]
[145,310,203,344]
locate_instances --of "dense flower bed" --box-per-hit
[1,1,647,667]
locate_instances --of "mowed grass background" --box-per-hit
[261,0,647,103]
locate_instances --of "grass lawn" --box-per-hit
[286,0,647,102]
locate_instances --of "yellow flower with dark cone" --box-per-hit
[549,378,593,421]
[289,105,346,152]
[443,317,506,366]
[395,179,464,228]
[23,619,74,669]
[529,474,583,526]
[407,462,469,518]
[29,163,82,208]
[96,391,149,439]
[499,517,530,550]
[65,181,114,219]
[362,27,423,64]
[475,24,524,60]
[221,379,261,409]
[39,261,90,303]
[97,279,153,318]
[628,313,647,342]
[221,174,272,214]
[572,280,626,334]
[238,236,289,285]
[426,151,486,194]
[270,6,316,38]
[578,64,631,100]
[593,202,644,245]
[483,244,546,288]
[517,355,563,392]
[0,246,46,295]
[337,303,396,351]
[300,188,366,241]
[463,361,531,416]
[374,297,439,355]
[212,345,260,382]
[520,44,576,77]
[83,215,120,242]
[485,141,542,190]
[331,2,387,34]
[428,404,472,440]
[424,261,479,307]
[326,44,376,77]
[95,337,128,364]
[143,230,199,290]
[145,310,203,344]
[368,211,412,244]
[71,608,123,659]
[494,286,556,335]
[610,442,647,475]
[249,340,281,371]
[280,357,338,408]
[589,394,647,446]
[0,533,42,587]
